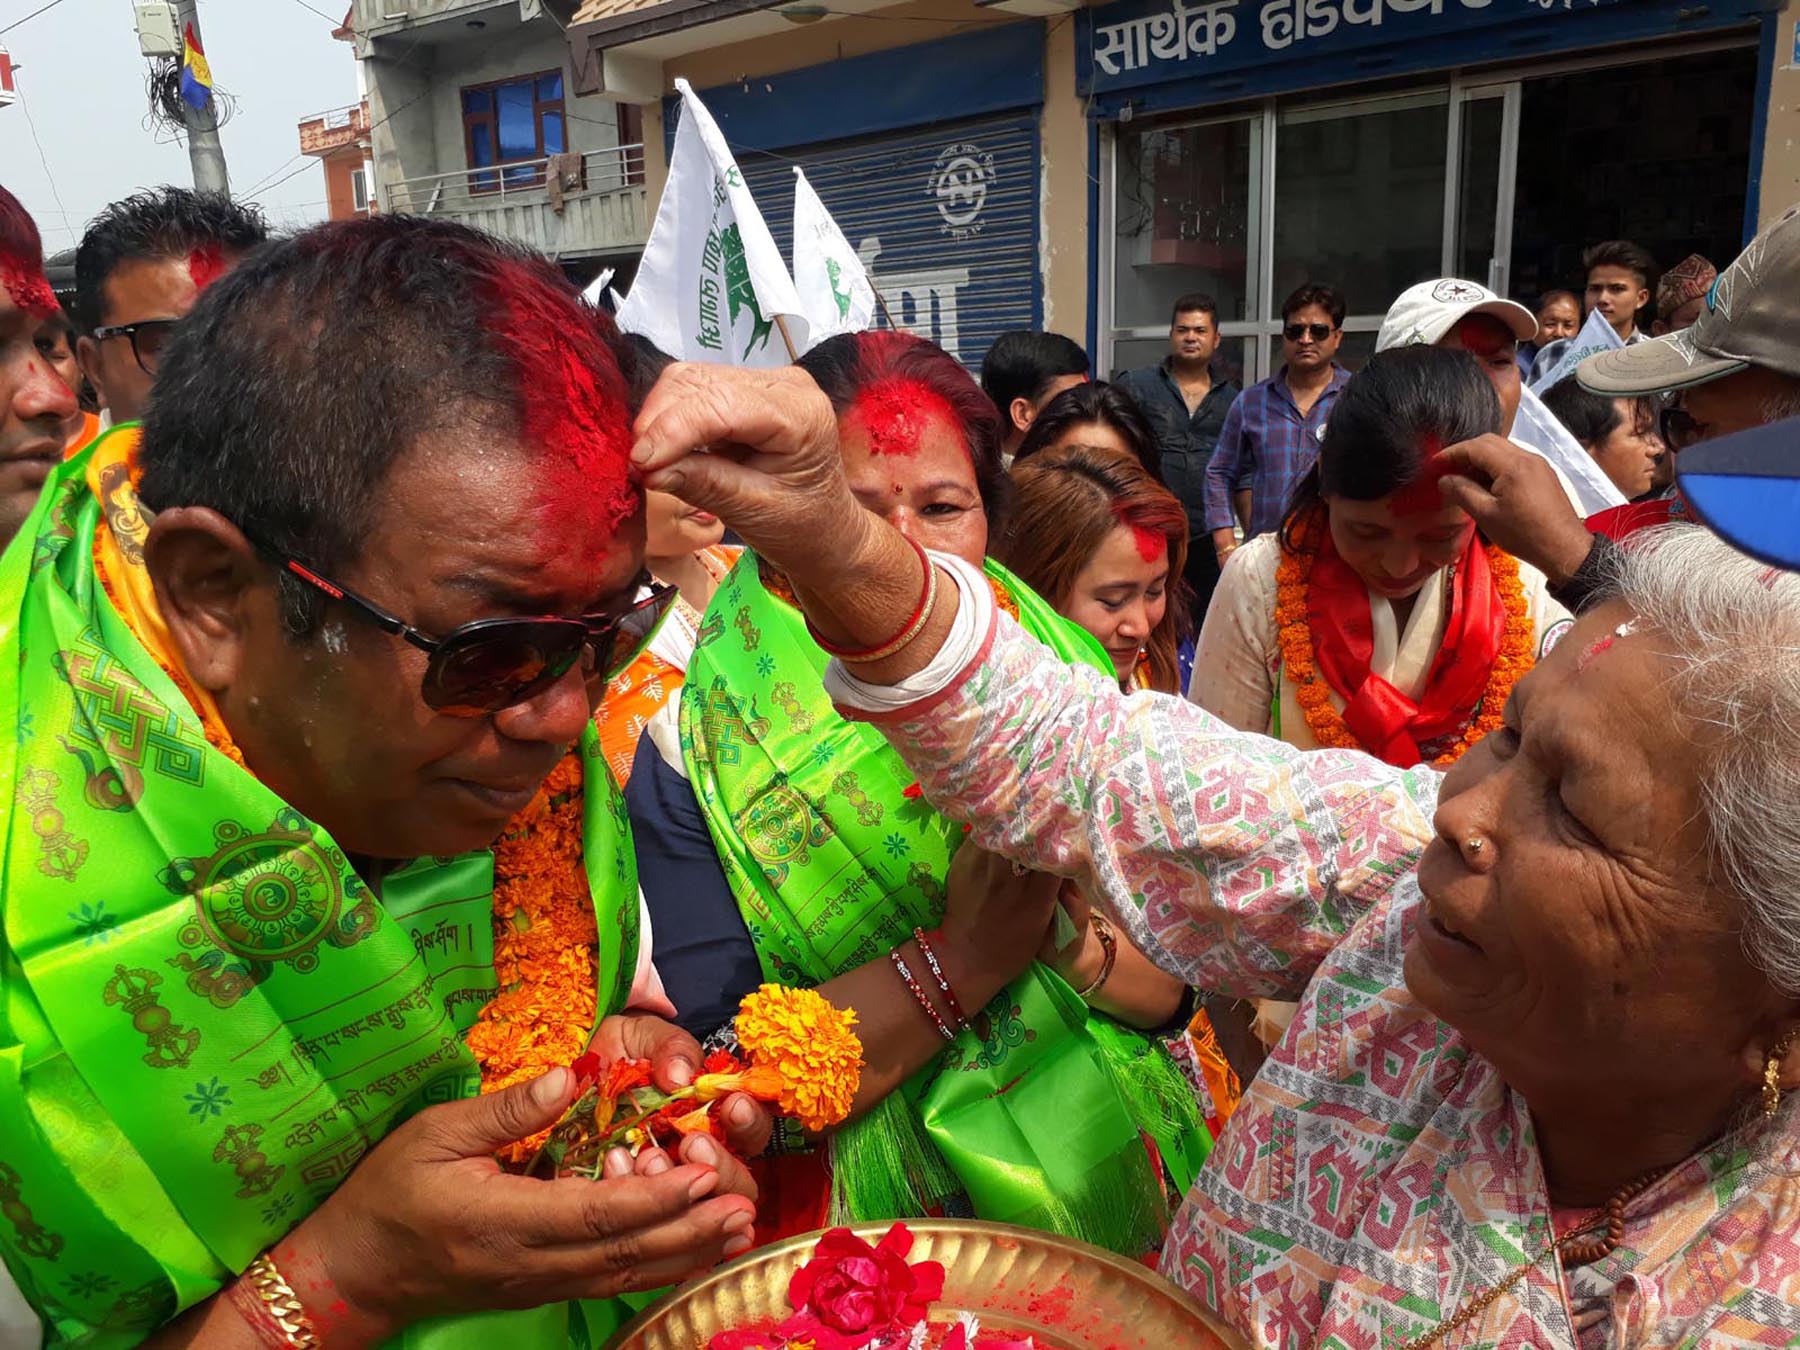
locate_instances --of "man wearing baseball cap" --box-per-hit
[1430,207,1800,611]
[1376,277,1624,517]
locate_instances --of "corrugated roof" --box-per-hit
[571,0,673,25]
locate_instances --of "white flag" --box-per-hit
[1528,306,1624,396]
[580,266,616,308]
[1511,385,1627,517]
[792,167,875,346]
[615,79,805,366]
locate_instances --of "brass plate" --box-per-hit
[605,1220,1248,1349]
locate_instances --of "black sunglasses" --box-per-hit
[92,319,180,376]
[1284,322,1336,343]
[266,548,675,716]
[1660,404,1702,454]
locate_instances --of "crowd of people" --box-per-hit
[0,171,1797,1350]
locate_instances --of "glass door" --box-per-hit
[1450,81,1521,298]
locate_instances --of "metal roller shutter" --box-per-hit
[737,112,1041,373]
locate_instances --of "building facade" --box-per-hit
[568,0,1799,375]
[350,0,650,276]
[298,101,375,221]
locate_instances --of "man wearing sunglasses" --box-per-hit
[1203,283,1349,569]
[73,186,268,431]
[1427,205,1800,614]
[0,217,768,1347]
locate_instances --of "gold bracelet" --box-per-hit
[241,1253,320,1349]
[1075,912,1119,999]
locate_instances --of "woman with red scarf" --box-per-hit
[1189,345,1570,766]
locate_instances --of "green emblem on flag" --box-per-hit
[720,224,774,358]
[825,257,852,321]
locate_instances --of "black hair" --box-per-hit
[615,330,674,415]
[136,215,634,636]
[1582,239,1657,290]
[979,330,1090,423]
[1013,380,1164,486]
[1278,345,1501,552]
[73,187,269,334]
[1280,282,1346,328]
[1170,292,1218,325]
[1540,375,1658,450]
[801,329,1009,524]
[1537,288,1580,311]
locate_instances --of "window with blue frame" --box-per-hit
[462,71,567,193]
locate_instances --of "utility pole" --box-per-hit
[173,0,229,193]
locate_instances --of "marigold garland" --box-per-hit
[1274,530,1533,765]
[726,983,864,1133]
[465,752,598,1164]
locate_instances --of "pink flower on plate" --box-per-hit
[783,1224,946,1337]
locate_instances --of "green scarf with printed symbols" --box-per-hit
[0,439,641,1348]
[679,553,1212,1257]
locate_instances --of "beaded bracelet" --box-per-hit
[806,535,937,664]
[890,948,955,1041]
[228,1252,320,1349]
[911,927,968,1029]
[1075,912,1120,1000]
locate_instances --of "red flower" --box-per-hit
[600,1057,655,1097]
[705,1049,745,1076]
[782,1223,944,1337]
[901,783,923,801]
[569,1051,603,1088]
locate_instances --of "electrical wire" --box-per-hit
[0,0,71,37]
[11,74,77,246]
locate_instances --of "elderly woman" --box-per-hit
[631,363,1800,1348]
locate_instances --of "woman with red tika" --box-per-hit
[1189,345,1570,768]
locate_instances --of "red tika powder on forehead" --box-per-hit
[852,376,963,459]
[0,252,57,319]
[482,261,636,541]
[187,244,227,293]
[1390,436,1455,517]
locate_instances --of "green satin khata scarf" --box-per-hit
[0,433,642,1348]
[679,554,1212,1257]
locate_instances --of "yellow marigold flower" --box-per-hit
[733,984,864,1133]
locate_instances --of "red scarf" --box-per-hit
[1305,530,1504,766]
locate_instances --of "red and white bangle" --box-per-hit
[806,536,938,665]
[890,948,955,1041]
[912,927,968,1030]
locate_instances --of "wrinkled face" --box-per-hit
[840,401,987,567]
[643,487,724,564]
[1679,366,1800,445]
[202,438,645,860]
[1327,492,1474,601]
[1169,309,1218,365]
[1062,522,1168,681]
[1282,303,1342,375]
[1588,397,1664,500]
[0,287,77,546]
[78,252,236,425]
[1412,603,1779,1112]
[1535,295,1580,343]
[1585,264,1648,335]
[1442,314,1520,435]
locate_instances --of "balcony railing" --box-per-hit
[298,101,372,156]
[385,143,645,214]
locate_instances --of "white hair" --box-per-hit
[1610,526,1800,994]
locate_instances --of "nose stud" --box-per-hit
[1465,836,1485,855]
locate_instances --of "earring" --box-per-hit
[1764,1030,1796,1119]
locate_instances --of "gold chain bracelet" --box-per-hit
[241,1252,320,1349]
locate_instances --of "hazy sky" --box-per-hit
[0,0,361,255]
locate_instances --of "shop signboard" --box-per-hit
[1081,0,1632,95]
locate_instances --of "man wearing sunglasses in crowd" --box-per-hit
[1421,204,1800,614]
[0,216,771,1348]
[1203,282,1350,570]
[73,186,269,433]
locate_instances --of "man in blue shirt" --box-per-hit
[1204,283,1350,571]
[1117,292,1240,614]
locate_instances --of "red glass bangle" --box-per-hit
[890,948,955,1041]
[912,927,968,1029]
[806,535,936,663]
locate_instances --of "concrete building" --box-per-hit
[566,0,1799,377]
[298,100,376,221]
[349,0,650,277]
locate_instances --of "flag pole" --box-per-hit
[773,314,801,363]
[873,288,898,331]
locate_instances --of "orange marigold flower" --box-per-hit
[732,984,864,1133]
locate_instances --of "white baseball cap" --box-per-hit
[1375,278,1538,352]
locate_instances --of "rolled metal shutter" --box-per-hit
[738,111,1041,373]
